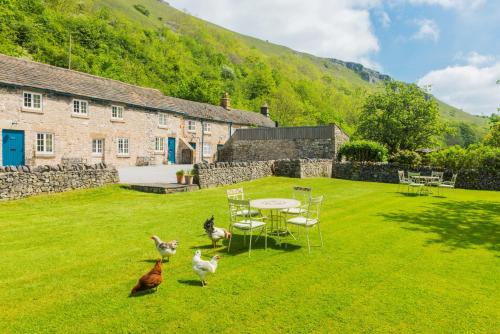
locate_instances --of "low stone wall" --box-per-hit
[332,162,499,191]
[0,163,119,200]
[195,161,274,189]
[195,159,333,188]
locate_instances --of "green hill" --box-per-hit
[0,0,488,143]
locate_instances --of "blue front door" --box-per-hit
[2,130,25,166]
[167,137,176,164]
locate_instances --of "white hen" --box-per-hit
[151,236,179,262]
[192,250,220,287]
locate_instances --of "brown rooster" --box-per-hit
[130,259,163,296]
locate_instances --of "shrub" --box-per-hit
[338,140,388,162]
[133,4,150,16]
[428,144,500,171]
[389,150,422,166]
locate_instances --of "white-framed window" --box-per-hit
[203,143,211,158]
[155,137,165,152]
[187,120,196,132]
[92,139,104,155]
[203,122,212,134]
[72,99,88,115]
[23,92,42,110]
[158,113,168,126]
[117,138,129,155]
[111,105,123,120]
[36,133,54,154]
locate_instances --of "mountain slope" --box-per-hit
[0,0,488,142]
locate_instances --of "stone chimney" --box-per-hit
[260,103,270,118]
[221,92,231,111]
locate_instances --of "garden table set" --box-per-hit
[250,198,300,244]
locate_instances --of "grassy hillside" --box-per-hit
[0,0,488,142]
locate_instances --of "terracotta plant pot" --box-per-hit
[176,174,184,184]
[184,175,193,185]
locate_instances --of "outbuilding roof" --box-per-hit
[0,54,274,127]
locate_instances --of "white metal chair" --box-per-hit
[226,188,259,217]
[397,171,410,192]
[438,173,458,195]
[282,186,311,216]
[429,171,444,187]
[408,172,424,194]
[285,195,324,254]
[227,199,267,257]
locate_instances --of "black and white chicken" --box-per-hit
[203,216,231,248]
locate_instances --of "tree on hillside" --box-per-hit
[483,114,500,147]
[356,81,443,153]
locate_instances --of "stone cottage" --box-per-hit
[0,54,274,167]
[218,125,349,162]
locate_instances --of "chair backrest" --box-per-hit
[408,172,421,183]
[227,188,244,200]
[398,170,406,182]
[431,171,444,180]
[306,196,323,221]
[228,198,251,222]
[292,186,312,204]
[450,173,458,185]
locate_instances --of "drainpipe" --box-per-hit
[229,122,233,137]
[201,120,205,163]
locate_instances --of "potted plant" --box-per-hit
[184,169,194,185]
[176,169,185,184]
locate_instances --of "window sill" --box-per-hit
[92,154,103,158]
[21,108,43,114]
[203,132,212,136]
[111,118,125,123]
[116,154,130,158]
[187,130,196,133]
[154,151,165,155]
[35,153,55,158]
[71,113,89,119]
[158,125,169,129]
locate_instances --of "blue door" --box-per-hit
[167,137,176,164]
[2,130,25,166]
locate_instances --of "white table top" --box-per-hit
[250,198,301,210]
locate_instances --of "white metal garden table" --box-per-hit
[250,198,301,245]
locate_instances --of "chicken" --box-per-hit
[192,250,220,287]
[151,236,178,262]
[203,216,231,249]
[130,259,163,295]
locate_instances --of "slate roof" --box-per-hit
[0,54,274,127]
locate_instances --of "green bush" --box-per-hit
[389,150,422,166]
[133,4,150,16]
[338,140,388,162]
[428,144,500,171]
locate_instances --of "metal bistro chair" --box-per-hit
[285,195,324,254]
[438,173,458,195]
[408,172,425,194]
[226,188,259,217]
[282,186,311,216]
[227,199,267,257]
[397,171,410,192]
[429,171,444,187]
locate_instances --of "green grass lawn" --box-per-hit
[0,178,499,333]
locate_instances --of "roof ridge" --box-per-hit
[0,53,163,94]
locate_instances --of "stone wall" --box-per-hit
[332,162,499,191]
[0,163,119,200]
[195,159,333,188]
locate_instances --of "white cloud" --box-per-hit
[407,0,485,9]
[378,11,391,27]
[167,0,381,67]
[418,59,500,115]
[455,51,496,66]
[412,19,440,42]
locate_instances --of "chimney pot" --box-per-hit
[221,92,231,111]
[260,103,270,118]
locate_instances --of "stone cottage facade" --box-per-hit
[218,125,349,162]
[0,54,275,167]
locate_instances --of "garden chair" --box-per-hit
[282,186,312,216]
[438,173,458,195]
[285,196,324,254]
[429,171,444,187]
[227,199,267,257]
[408,172,424,194]
[226,188,259,217]
[397,171,410,192]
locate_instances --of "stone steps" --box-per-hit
[127,183,198,194]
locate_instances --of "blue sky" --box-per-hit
[168,0,500,115]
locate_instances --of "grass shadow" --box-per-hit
[380,200,500,254]
[128,289,158,298]
[177,279,202,287]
